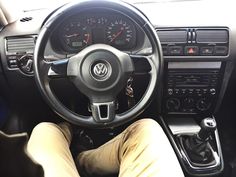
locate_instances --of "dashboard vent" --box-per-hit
[156,29,188,44]
[6,37,35,53]
[195,29,228,43]
[20,17,33,22]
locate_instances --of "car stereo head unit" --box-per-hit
[163,62,223,116]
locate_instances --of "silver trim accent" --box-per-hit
[167,117,223,173]
[48,67,59,76]
[168,118,201,135]
[91,101,115,121]
[180,140,221,171]
[168,62,222,69]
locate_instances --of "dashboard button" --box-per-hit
[168,88,173,95]
[166,98,180,111]
[162,46,168,55]
[188,89,194,94]
[169,46,183,55]
[7,55,17,60]
[174,89,180,95]
[210,88,216,95]
[8,59,18,68]
[215,46,228,55]
[200,47,214,55]
[181,89,187,95]
[185,46,199,55]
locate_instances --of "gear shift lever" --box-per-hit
[181,117,217,164]
[197,118,217,141]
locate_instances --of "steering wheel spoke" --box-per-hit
[48,59,69,78]
[130,54,152,74]
[90,101,116,123]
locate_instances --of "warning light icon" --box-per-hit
[185,46,198,55]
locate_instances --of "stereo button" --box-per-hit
[210,88,216,95]
[168,88,173,95]
[181,89,187,95]
[203,89,208,94]
[174,89,180,95]
[188,89,194,94]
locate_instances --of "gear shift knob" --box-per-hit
[197,118,217,141]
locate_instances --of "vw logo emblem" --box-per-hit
[91,61,112,81]
[93,63,108,77]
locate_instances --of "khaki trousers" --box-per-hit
[27,119,184,177]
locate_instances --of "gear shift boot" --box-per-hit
[177,118,219,167]
[179,135,216,165]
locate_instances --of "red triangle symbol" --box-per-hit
[188,48,194,54]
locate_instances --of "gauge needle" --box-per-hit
[65,33,80,38]
[110,29,123,43]
[84,34,90,44]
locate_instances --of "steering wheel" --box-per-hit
[34,0,163,128]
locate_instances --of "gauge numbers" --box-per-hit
[61,21,91,51]
[106,19,135,49]
[58,16,136,52]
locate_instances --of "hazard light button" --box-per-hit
[185,46,199,55]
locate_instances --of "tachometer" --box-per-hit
[106,19,136,49]
[61,21,91,52]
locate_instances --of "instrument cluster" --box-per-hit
[52,12,138,53]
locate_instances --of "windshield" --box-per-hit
[7,0,204,11]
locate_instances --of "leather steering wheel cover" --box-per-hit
[33,0,163,128]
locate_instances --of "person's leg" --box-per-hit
[27,122,80,177]
[78,119,184,177]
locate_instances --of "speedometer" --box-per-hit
[61,21,91,52]
[106,19,136,49]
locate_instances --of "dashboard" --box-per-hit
[0,0,236,117]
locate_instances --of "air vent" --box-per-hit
[195,29,228,43]
[156,29,188,44]
[20,17,33,22]
[6,37,35,53]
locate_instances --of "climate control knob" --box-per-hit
[183,97,195,109]
[196,98,211,111]
[166,98,180,112]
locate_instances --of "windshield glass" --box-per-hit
[10,0,204,11]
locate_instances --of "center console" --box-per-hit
[163,62,223,116]
[156,27,230,176]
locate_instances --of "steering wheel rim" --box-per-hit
[34,0,163,128]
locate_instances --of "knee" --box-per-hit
[31,122,58,135]
[123,119,163,142]
[132,118,162,133]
